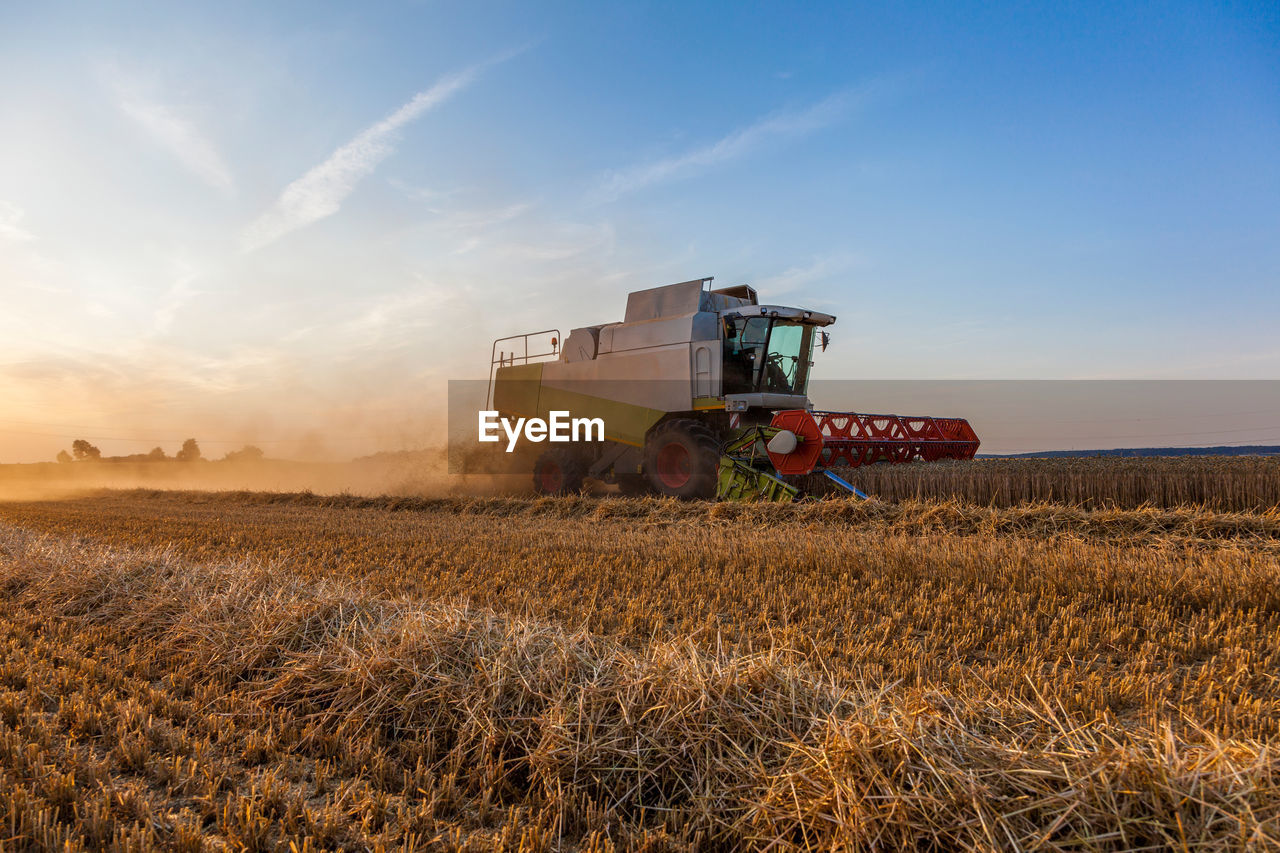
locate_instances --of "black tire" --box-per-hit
[532,448,587,496]
[643,419,720,499]
[616,473,653,497]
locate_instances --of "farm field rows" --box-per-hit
[0,487,1277,849]
[5,454,1279,511]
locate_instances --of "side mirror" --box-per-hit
[820,331,830,352]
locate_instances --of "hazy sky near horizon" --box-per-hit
[1,1,1278,461]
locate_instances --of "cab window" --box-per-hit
[761,321,812,394]
[722,317,813,395]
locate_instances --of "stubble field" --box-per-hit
[0,460,1277,850]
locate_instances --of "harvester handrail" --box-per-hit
[487,329,561,409]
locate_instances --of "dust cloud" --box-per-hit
[0,361,554,501]
[0,448,539,503]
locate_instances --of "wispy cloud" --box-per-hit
[153,258,205,335]
[752,252,860,299]
[430,202,532,231]
[492,221,615,263]
[595,83,883,201]
[242,62,490,252]
[0,201,35,243]
[111,76,235,195]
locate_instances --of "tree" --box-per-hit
[71,439,101,460]
[56,450,72,464]
[223,445,264,463]
[175,438,201,462]
[147,447,167,461]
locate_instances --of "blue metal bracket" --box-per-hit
[821,469,870,500]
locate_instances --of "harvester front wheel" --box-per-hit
[532,448,586,496]
[644,419,719,499]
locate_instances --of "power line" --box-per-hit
[0,427,388,445]
[985,409,1280,425]
[985,425,1280,441]
[0,417,431,445]
[992,437,1280,452]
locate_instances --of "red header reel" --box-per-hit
[763,408,981,476]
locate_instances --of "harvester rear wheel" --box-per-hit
[532,448,587,496]
[644,419,719,499]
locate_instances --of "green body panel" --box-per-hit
[533,384,667,447]
[716,457,800,502]
[716,424,800,502]
[492,364,543,416]
[492,365,667,447]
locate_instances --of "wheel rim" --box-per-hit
[539,462,563,493]
[655,442,692,489]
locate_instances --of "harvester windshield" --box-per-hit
[723,317,814,396]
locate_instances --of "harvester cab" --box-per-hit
[488,277,978,501]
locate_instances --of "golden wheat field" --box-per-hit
[816,455,1280,511]
[0,460,1278,850]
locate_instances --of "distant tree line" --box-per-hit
[55,439,265,463]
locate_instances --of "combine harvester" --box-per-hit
[488,278,978,501]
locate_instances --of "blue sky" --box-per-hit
[0,1,1277,459]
